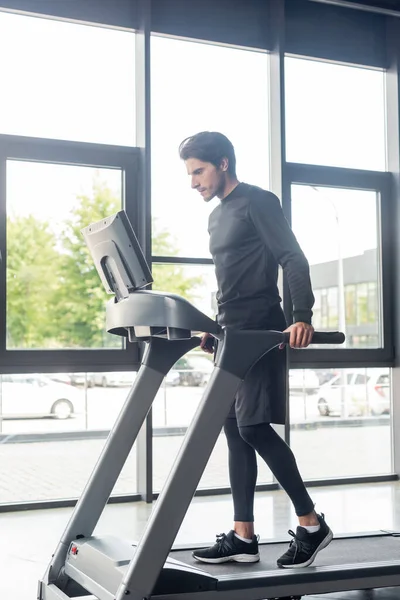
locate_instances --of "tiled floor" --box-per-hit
[1,481,400,599]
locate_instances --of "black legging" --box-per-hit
[224,417,314,522]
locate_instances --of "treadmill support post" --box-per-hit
[116,330,284,600]
[41,336,199,589]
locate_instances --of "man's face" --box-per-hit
[185,158,226,202]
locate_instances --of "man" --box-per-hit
[179,131,332,568]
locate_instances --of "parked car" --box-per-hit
[67,369,179,389]
[0,374,84,419]
[68,373,96,387]
[317,369,390,417]
[173,355,214,387]
[165,369,180,387]
[91,371,136,388]
[289,370,320,395]
[68,371,136,388]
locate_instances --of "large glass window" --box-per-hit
[6,161,123,350]
[289,367,392,479]
[285,57,386,170]
[291,185,382,349]
[0,11,135,145]
[0,370,137,503]
[151,35,270,258]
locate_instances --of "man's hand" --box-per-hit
[280,322,314,349]
[200,332,215,354]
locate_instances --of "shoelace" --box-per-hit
[287,529,312,561]
[215,533,228,549]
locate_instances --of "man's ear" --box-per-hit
[220,157,229,172]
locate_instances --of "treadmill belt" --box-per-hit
[170,535,400,575]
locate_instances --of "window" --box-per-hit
[0,11,135,145]
[289,367,392,479]
[151,264,217,319]
[285,57,386,170]
[291,185,382,348]
[6,160,123,350]
[151,35,270,258]
[0,371,137,503]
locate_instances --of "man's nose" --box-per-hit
[191,177,199,189]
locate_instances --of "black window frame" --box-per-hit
[284,163,393,369]
[0,134,142,374]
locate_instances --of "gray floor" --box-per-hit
[1,480,400,599]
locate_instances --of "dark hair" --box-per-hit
[179,131,236,176]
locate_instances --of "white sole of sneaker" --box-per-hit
[193,552,260,564]
[279,529,334,569]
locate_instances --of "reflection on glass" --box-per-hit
[289,367,391,479]
[0,12,135,144]
[151,35,270,258]
[6,160,123,350]
[285,56,386,170]
[291,185,381,349]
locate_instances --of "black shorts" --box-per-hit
[224,305,288,427]
[227,345,287,426]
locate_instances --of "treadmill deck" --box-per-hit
[170,533,400,575]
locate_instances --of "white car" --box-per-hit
[0,374,84,419]
[317,369,390,417]
[173,355,214,387]
[89,370,178,388]
[289,370,320,395]
[91,371,136,388]
[68,370,179,389]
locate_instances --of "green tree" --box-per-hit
[6,216,61,348]
[55,183,205,348]
[6,183,207,349]
[54,181,124,348]
[151,221,204,300]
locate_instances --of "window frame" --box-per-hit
[284,163,393,368]
[0,134,142,373]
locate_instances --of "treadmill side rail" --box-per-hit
[115,367,241,600]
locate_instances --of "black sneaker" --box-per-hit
[277,513,333,568]
[192,530,260,564]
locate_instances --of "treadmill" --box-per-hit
[38,211,400,600]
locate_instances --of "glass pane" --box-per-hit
[0,370,137,503]
[289,368,392,478]
[0,12,135,145]
[151,35,270,258]
[6,161,123,350]
[291,185,381,349]
[285,57,386,170]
